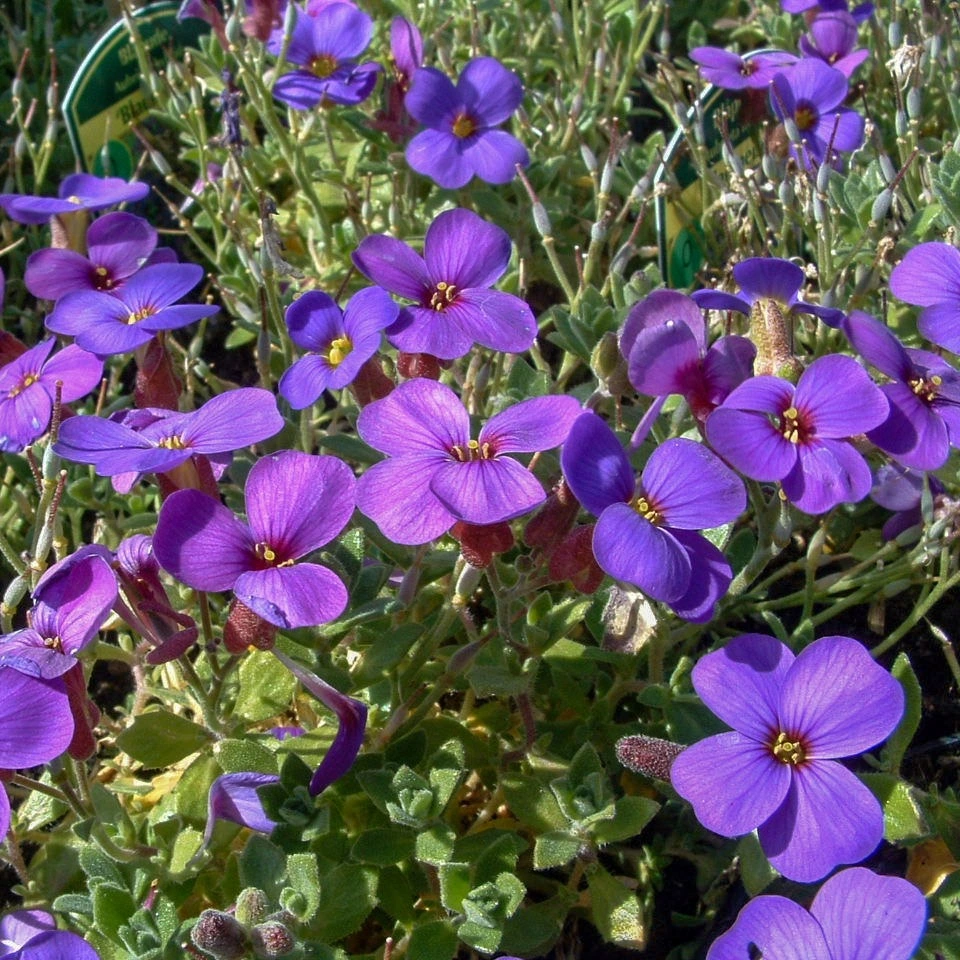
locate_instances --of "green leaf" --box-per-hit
[533,831,582,870]
[587,866,646,948]
[312,864,378,943]
[406,921,458,960]
[351,827,415,865]
[736,833,776,897]
[591,796,660,846]
[168,828,203,876]
[214,738,279,775]
[92,884,138,939]
[415,823,457,865]
[284,852,321,922]
[439,862,472,913]
[863,773,928,842]
[884,653,923,772]
[116,710,212,767]
[234,650,297,723]
[501,774,567,831]
[239,834,287,900]
[500,889,579,957]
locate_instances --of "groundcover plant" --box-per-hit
[0,0,959,958]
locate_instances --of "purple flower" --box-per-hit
[692,257,845,329]
[54,387,284,482]
[0,910,100,960]
[24,212,157,301]
[404,57,529,189]
[352,208,536,360]
[871,463,944,542]
[706,355,888,514]
[620,290,755,422]
[707,867,925,960]
[770,59,864,168]
[203,772,280,847]
[154,451,355,628]
[0,174,149,226]
[782,0,874,23]
[671,634,903,882]
[356,378,580,545]
[844,309,960,469]
[0,554,117,679]
[279,287,398,408]
[45,262,218,356]
[889,242,960,353]
[561,412,746,622]
[0,339,103,452]
[390,16,422,91]
[799,10,870,78]
[690,47,797,90]
[272,3,381,109]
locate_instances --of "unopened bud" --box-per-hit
[816,161,830,194]
[896,109,908,137]
[531,201,552,237]
[778,179,794,206]
[251,921,295,958]
[871,188,893,223]
[813,194,826,223]
[761,152,779,179]
[616,734,684,781]
[879,153,896,184]
[191,910,249,960]
[580,143,598,174]
[888,21,901,46]
[223,599,277,654]
[907,87,922,119]
[235,888,270,927]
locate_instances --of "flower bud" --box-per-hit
[191,910,249,959]
[907,87,922,120]
[235,888,270,927]
[251,921,296,958]
[871,188,893,223]
[223,599,277,653]
[616,734,684,781]
[580,143,598,174]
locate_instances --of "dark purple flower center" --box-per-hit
[451,112,477,139]
[770,730,807,765]
[310,54,338,78]
[739,60,758,77]
[428,281,459,312]
[910,373,942,403]
[252,541,295,569]
[8,372,39,398]
[795,102,818,132]
[92,265,117,291]
[450,438,494,462]
[780,405,812,445]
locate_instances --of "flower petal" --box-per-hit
[460,129,529,184]
[705,407,797,481]
[890,242,960,307]
[781,437,872,513]
[561,412,633,515]
[667,529,733,623]
[481,395,582,453]
[843,310,912,380]
[692,633,793,740]
[279,354,332,409]
[234,563,348,629]
[706,896,831,960]
[352,235,430,302]
[181,388,284,454]
[794,354,888,437]
[430,457,546,524]
[733,257,804,305]
[245,451,355,559]
[670,732,792,837]
[0,671,73,768]
[24,249,97,300]
[443,287,537,354]
[284,290,343,351]
[621,289,705,359]
[424,209,511,289]
[758,760,883,882]
[404,66,461,125]
[40,344,103,404]
[406,128,476,190]
[458,57,524,125]
[203,772,278,847]
[778,635,904,758]
[919,300,960,353]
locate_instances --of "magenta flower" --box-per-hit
[0,338,102,452]
[45,262,218,355]
[561,412,746,622]
[154,451,355,628]
[356,378,581,545]
[0,553,117,679]
[691,256,845,328]
[0,910,100,960]
[352,208,536,360]
[271,2,380,109]
[404,57,529,189]
[0,174,148,225]
[889,242,960,353]
[706,355,888,514]
[844,309,960,469]
[671,633,903,882]
[799,10,870,78]
[279,287,398,408]
[25,212,157,301]
[769,59,865,168]
[708,867,925,960]
[620,290,755,422]
[54,387,284,480]
[690,47,797,90]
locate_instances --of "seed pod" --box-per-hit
[871,188,893,223]
[580,143,598,174]
[907,87,922,119]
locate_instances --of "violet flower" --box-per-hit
[705,355,889,514]
[24,212,157,301]
[54,387,284,481]
[356,378,581,545]
[0,554,117,679]
[352,208,536,360]
[689,47,797,90]
[889,242,960,353]
[404,57,529,189]
[0,910,100,960]
[782,0,874,24]
[691,256,845,330]
[769,59,865,169]
[203,772,280,847]
[0,174,149,226]
[45,262,217,356]
[672,633,903,882]
[708,867,925,960]
[844,309,960,470]
[271,3,380,109]
[0,338,103,452]
[154,451,355,628]
[561,412,746,623]
[374,16,424,141]
[0,669,74,838]
[799,10,870,78]
[871,463,944,542]
[279,287,398,408]
[620,290,755,422]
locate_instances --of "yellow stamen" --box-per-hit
[8,373,38,398]
[634,496,661,524]
[781,406,801,444]
[428,281,458,312]
[327,335,353,367]
[310,53,338,78]
[158,435,186,449]
[451,113,476,138]
[771,731,805,765]
[126,306,156,325]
